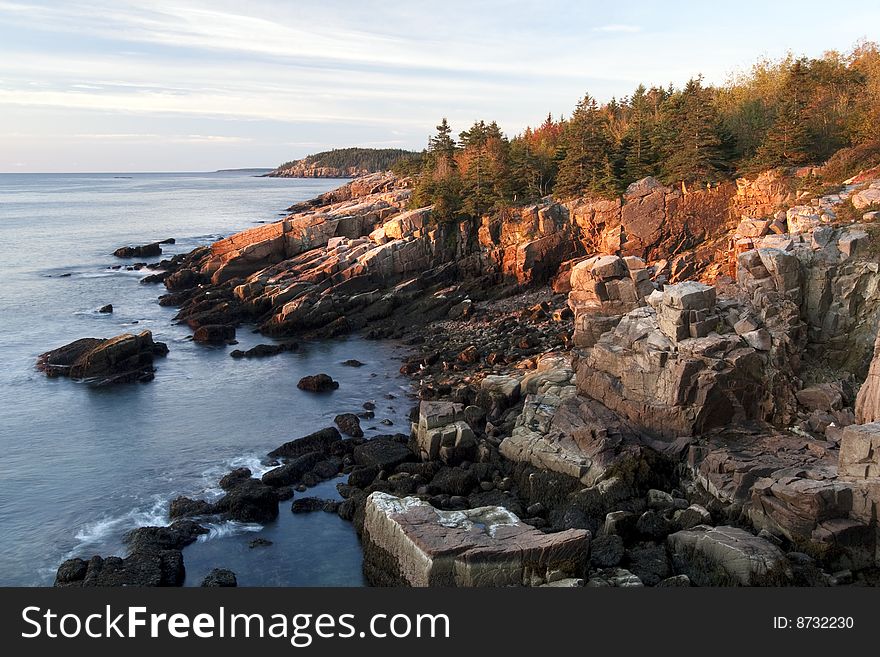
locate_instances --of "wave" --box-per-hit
[196,520,264,542]
[65,495,169,559]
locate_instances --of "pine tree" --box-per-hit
[554,94,618,198]
[752,59,815,167]
[659,78,728,184]
[623,84,658,182]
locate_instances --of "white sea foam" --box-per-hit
[65,496,169,559]
[196,521,263,542]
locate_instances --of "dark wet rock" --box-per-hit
[262,451,326,488]
[212,478,279,523]
[275,486,295,501]
[636,510,673,540]
[169,497,213,519]
[200,568,237,587]
[164,268,201,292]
[268,427,341,460]
[297,373,339,392]
[37,330,168,385]
[428,467,478,496]
[219,467,252,490]
[193,324,236,344]
[54,521,205,587]
[291,497,341,514]
[341,359,365,367]
[352,435,414,469]
[140,271,170,284]
[591,534,625,568]
[626,543,670,586]
[348,465,381,489]
[114,242,162,258]
[334,413,364,438]
[98,304,113,313]
[230,342,297,358]
[248,538,273,548]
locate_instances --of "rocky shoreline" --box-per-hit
[49,167,880,587]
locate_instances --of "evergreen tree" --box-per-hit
[752,59,814,167]
[554,94,618,198]
[659,77,728,184]
[622,84,658,181]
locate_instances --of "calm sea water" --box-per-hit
[0,172,414,586]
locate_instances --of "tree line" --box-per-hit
[276,147,418,173]
[395,41,880,222]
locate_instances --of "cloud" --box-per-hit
[593,24,642,33]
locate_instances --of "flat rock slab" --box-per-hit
[668,525,792,586]
[363,492,589,587]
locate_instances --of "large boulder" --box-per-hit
[37,331,168,385]
[114,242,162,258]
[412,401,476,465]
[576,294,768,439]
[362,492,589,586]
[667,525,792,586]
[838,423,880,479]
[568,254,653,347]
[268,427,342,460]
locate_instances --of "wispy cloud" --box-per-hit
[593,24,642,33]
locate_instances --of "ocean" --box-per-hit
[0,172,414,586]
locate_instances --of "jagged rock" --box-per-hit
[674,504,712,530]
[200,568,238,587]
[267,427,341,460]
[568,254,653,347]
[838,423,880,479]
[626,543,670,586]
[37,331,168,385]
[291,497,340,513]
[164,268,201,292]
[412,401,476,465]
[590,534,624,568]
[297,373,339,392]
[212,478,279,522]
[576,298,768,438]
[262,452,326,488]
[352,435,413,469]
[603,511,637,538]
[362,492,589,586]
[55,521,205,587]
[797,383,844,412]
[114,242,162,258]
[193,324,236,344]
[98,304,113,313]
[230,342,297,358]
[334,413,364,438]
[668,525,792,586]
[218,467,252,490]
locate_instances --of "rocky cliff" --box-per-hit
[134,162,880,587]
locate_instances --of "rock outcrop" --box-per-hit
[37,331,169,385]
[55,521,205,587]
[362,492,589,586]
[667,525,792,586]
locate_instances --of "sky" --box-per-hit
[0,0,878,172]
